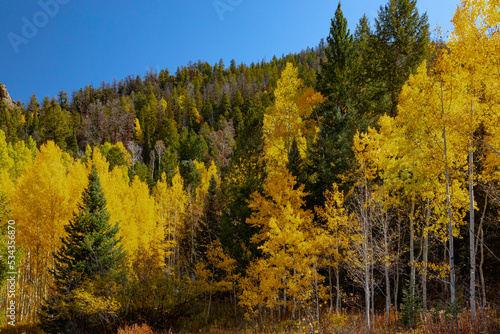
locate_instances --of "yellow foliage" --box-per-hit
[10,141,87,320]
[72,283,121,318]
[159,98,168,111]
[190,107,202,124]
[241,169,327,316]
[134,118,143,143]
[316,184,352,264]
[91,148,163,267]
[154,168,188,270]
[0,130,36,194]
[263,63,308,175]
[193,159,218,206]
[12,141,87,255]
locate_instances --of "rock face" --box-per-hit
[0,83,16,109]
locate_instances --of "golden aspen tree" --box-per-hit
[349,135,378,328]
[355,58,470,328]
[263,63,307,175]
[154,168,188,274]
[194,240,238,323]
[0,130,14,195]
[91,148,162,267]
[193,159,219,206]
[241,170,326,329]
[316,184,351,313]
[10,141,87,322]
[0,130,36,195]
[296,87,326,138]
[447,0,500,317]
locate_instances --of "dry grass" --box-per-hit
[171,307,500,334]
[1,308,498,333]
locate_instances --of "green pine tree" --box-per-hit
[38,164,125,334]
[316,1,353,109]
[218,93,231,122]
[400,279,422,329]
[373,0,430,116]
[39,98,71,149]
[306,1,356,208]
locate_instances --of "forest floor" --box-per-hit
[1,308,499,333]
[171,308,500,334]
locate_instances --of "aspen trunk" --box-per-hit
[469,142,476,318]
[478,193,487,333]
[336,259,341,313]
[441,80,458,334]
[422,204,431,311]
[383,210,391,325]
[410,196,416,295]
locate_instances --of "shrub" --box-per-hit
[118,323,155,334]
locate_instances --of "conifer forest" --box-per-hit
[1,0,500,333]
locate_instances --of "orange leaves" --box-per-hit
[297,87,326,119]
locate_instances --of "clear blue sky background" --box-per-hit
[1,0,459,104]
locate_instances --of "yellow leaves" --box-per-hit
[190,107,202,124]
[154,168,188,269]
[263,63,310,176]
[12,141,87,255]
[0,130,36,195]
[193,160,218,205]
[72,282,121,318]
[242,169,323,315]
[194,239,239,297]
[315,184,352,262]
[159,98,168,111]
[447,0,500,185]
[91,148,163,267]
[133,118,142,143]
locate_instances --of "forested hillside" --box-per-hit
[1,0,499,333]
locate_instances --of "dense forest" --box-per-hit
[1,0,500,333]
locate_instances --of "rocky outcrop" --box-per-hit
[0,83,16,109]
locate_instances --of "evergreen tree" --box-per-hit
[38,164,125,334]
[373,0,429,116]
[307,2,356,207]
[316,1,353,109]
[39,98,71,149]
[218,92,231,121]
[351,15,378,119]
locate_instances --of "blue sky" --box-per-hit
[1,0,459,104]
